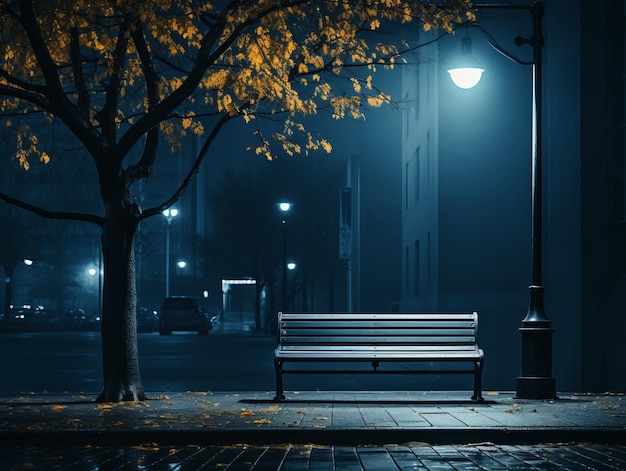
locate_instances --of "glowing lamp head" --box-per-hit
[448,67,485,89]
[447,36,484,89]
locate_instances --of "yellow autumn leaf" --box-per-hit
[367,96,384,107]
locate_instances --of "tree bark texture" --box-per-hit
[96,214,146,402]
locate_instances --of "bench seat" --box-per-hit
[274,312,485,401]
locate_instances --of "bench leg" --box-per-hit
[273,358,285,402]
[472,357,484,402]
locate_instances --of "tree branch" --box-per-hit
[95,16,133,144]
[124,22,160,184]
[13,0,105,158]
[18,0,64,99]
[0,192,104,227]
[0,84,50,110]
[115,0,310,160]
[139,112,233,221]
[70,26,91,116]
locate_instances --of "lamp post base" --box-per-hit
[516,285,557,399]
[516,376,556,399]
[516,315,557,399]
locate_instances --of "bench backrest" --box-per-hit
[277,312,479,350]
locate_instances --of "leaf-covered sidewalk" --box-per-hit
[0,390,625,446]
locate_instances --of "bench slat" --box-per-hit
[280,336,476,344]
[275,351,482,360]
[278,345,480,351]
[281,323,475,331]
[280,328,476,337]
[279,312,477,321]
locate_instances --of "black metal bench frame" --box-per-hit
[273,312,485,401]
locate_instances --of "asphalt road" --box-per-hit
[0,326,470,395]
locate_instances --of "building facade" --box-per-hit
[399,1,626,392]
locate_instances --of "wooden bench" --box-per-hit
[273,312,485,401]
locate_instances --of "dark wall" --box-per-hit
[435,9,535,390]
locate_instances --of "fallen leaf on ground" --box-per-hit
[133,443,159,451]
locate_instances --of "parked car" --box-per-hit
[159,296,211,335]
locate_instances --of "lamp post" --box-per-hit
[287,261,297,311]
[162,208,178,298]
[447,1,556,399]
[278,202,292,312]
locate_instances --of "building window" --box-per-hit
[414,239,420,296]
[415,147,420,202]
[427,131,431,187]
[415,65,420,123]
[427,232,432,291]
[405,246,410,295]
[405,162,410,210]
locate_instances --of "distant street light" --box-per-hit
[88,268,97,276]
[23,259,33,266]
[287,261,297,271]
[277,202,292,312]
[163,208,179,298]
[177,260,187,269]
[447,1,555,399]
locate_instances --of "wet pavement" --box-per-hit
[3,442,626,470]
[0,390,625,469]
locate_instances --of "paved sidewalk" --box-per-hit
[3,443,626,470]
[1,390,625,446]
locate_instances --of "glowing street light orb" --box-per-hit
[278,202,292,213]
[448,67,485,89]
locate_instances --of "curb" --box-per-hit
[2,428,626,447]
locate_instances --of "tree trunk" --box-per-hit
[96,214,146,402]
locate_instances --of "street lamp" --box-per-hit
[448,1,556,399]
[162,208,179,298]
[277,202,292,312]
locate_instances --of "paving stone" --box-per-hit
[420,412,468,427]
